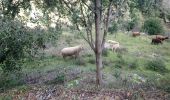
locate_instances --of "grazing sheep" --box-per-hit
[105,40,120,52]
[61,45,83,59]
[111,43,120,52]
[107,40,119,44]
[151,38,162,44]
[155,35,169,41]
[132,32,140,37]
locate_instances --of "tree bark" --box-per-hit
[95,0,102,85]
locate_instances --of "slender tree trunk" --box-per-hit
[95,0,102,85]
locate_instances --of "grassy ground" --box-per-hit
[0,32,170,99]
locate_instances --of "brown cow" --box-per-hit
[155,35,169,41]
[151,38,162,45]
[132,32,140,37]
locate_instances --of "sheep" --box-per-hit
[111,43,120,52]
[105,40,120,52]
[132,32,140,37]
[151,38,162,45]
[61,45,83,59]
[107,40,119,45]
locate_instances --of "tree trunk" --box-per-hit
[95,0,102,85]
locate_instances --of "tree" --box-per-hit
[59,0,127,85]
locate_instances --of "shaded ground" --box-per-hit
[0,85,169,100]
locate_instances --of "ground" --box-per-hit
[0,31,170,100]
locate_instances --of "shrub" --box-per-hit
[0,72,24,92]
[114,54,126,68]
[146,58,168,73]
[142,18,164,35]
[126,21,135,31]
[0,18,51,72]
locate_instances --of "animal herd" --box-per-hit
[60,32,169,59]
[132,31,169,44]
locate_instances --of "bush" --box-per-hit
[0,18,48,72]
[0,72,24,92]
[126,21,135,31]
[114,54,126,68]
[142,18,164,35]
[146,58,168,73]
[108,22,118,34]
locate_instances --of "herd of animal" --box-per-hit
[60,32,169,59]
[132,31,169,44]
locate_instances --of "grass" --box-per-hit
[0,32,170,94]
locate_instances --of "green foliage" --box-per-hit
[0,18,47,72]
[88,58,95,64]
[128,60,138,69]
[1,0,31,19]
[108,22,118,34]
[102,49,109,57]
[146,58,168,73]
[126,21,135,31]
[158,74,170,92]
[75,58,86,66]
[114,54,126,68]
[143,18,164,35]
[113,69,121,79]
[0,72,24,92]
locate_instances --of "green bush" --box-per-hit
[0,72,24,92]
[126,21,135,31]
[142,18,164,35]
[114,54,126,68]
[108,22,118,34]
[0,18,48,72]
[146,58,168,73]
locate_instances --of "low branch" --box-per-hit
[101,0,113,48]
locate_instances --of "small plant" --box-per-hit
[113,69,121,79]
[114,54,126,68]
[142,18,164,35]
[157,74,170,93]
[146,58,168,73]
[128,60,138,69]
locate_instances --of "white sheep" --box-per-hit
[61,45,83,59]
[111,43,120,52]
[107,40,119,45]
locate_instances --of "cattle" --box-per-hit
[155,35,169,41]
[132,32,140,37]
[151,38,162,45]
